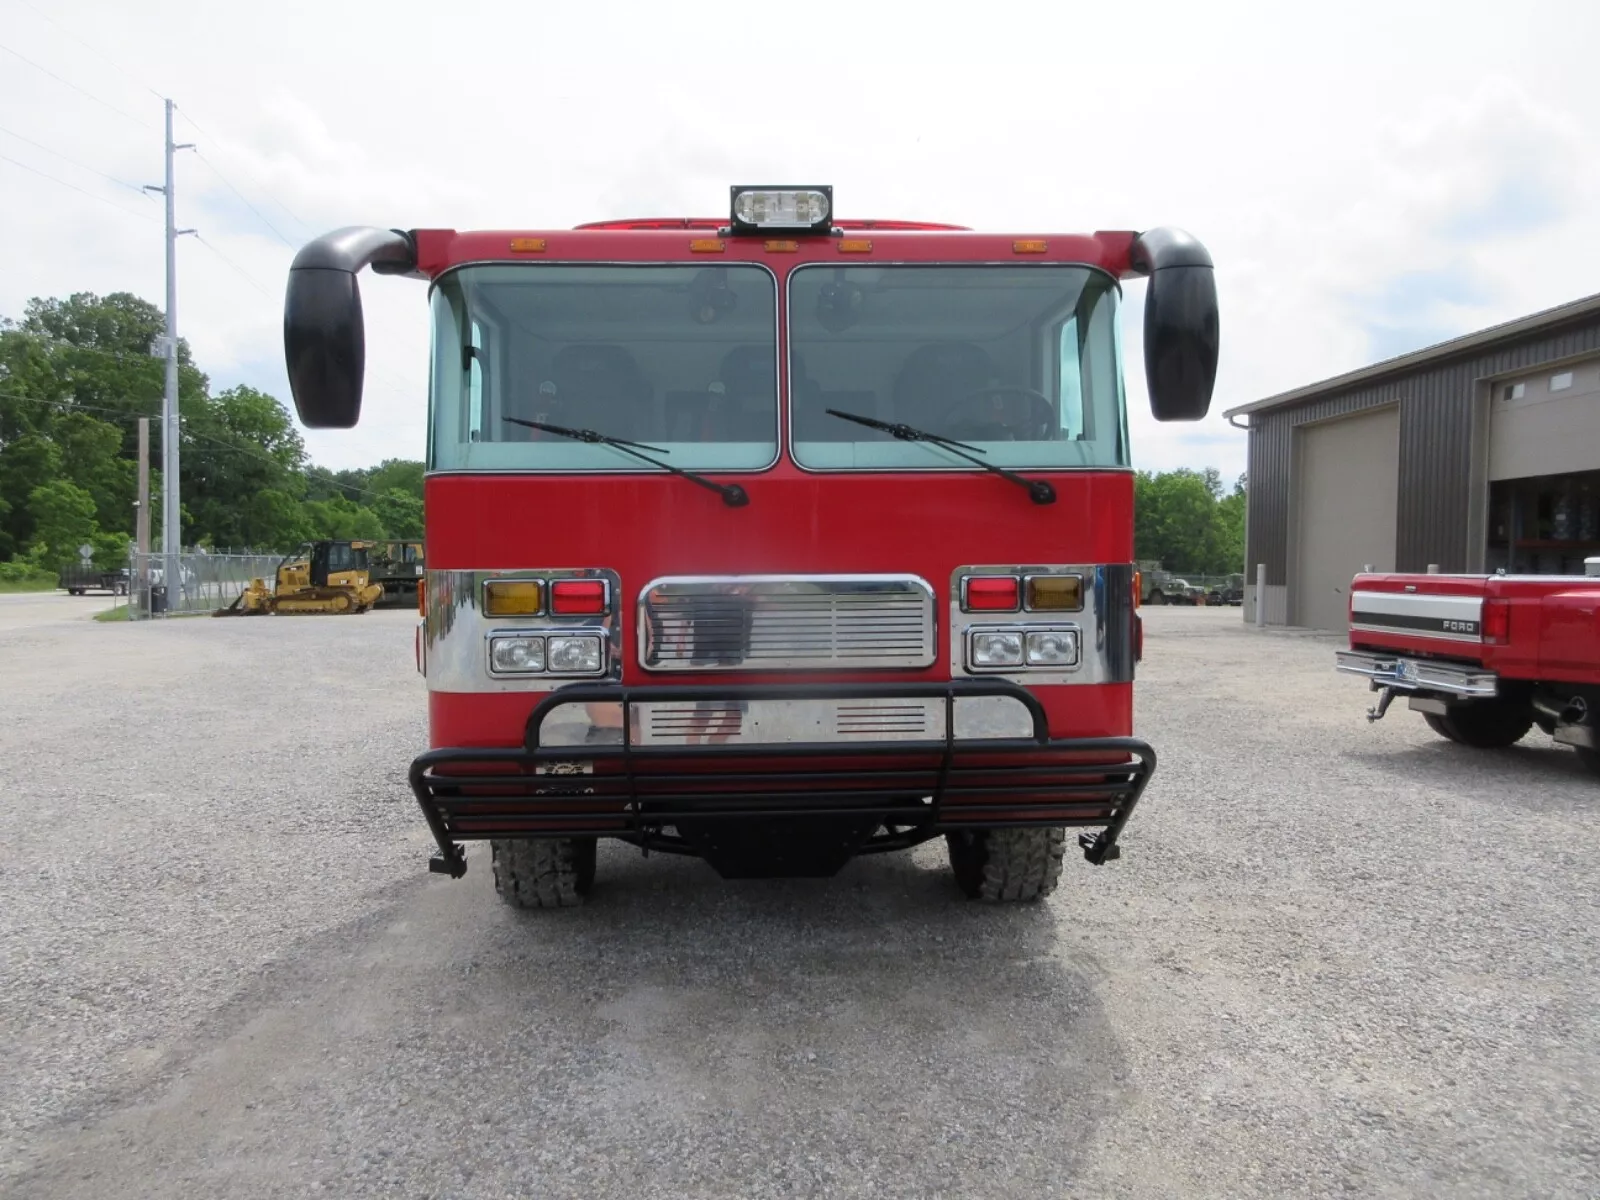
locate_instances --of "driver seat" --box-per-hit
[539,344,652,440]
[890,341,996,427]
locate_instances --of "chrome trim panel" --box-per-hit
[422,568,623,693]
[1335,650,1498,698]
[637,574,937,672]
[949,564,1134,685]
[528,693,1037,748]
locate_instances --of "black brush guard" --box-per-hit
[411,680,1155,879]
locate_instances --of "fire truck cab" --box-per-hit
[284,186,1220,907]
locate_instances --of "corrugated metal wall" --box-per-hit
[1245,315,1600,588]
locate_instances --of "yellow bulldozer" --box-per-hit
[215,539,386,616]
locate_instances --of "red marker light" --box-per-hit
[550,579,608,615]
[965,576,1020,612]
[1482,598,1510,644]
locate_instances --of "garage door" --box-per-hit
[1489,360,1600,481]
[1293,406,1399,631]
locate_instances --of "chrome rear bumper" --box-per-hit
[1335,649,1498,698]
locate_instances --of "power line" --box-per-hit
[11,0,164,99]
[194,151,296,248]
[0,124,152,195]
[193,234,276,299]
[0,151,160,223]
[176,108,312,237]
[0,40,154,130]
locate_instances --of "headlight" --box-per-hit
[1026,629,1079,667]
[489,635,545,674]
[969,631,1024,668]
[547,634,603,675]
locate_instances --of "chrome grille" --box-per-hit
[639,575,936,671]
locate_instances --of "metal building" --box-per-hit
[1224,292,1600,631]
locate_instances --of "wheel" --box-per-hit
[1422,712,1461,743]
[1426,701,1532,749]
[945,827,1065,902]
[490,837,598,908]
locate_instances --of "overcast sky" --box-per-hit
[3,0,1597,481]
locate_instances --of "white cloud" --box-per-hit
[3,0,1599,488]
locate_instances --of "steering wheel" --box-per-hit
[939,385,1058,441]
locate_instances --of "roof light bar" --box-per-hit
[730,186,832,236]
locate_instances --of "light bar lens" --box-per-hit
[970,631,1024,668]
[732,188,830,229]
[551,579,608,615]
[547,634,603,674]
[1025,575,1083,611]
[484,580,542,616]
[490,635,546,674]
[1026,630,1079,666]
[965,576,1020,612]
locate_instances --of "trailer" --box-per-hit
[1336,561,1600,774]
[57,564,129,596]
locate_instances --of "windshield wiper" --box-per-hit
[501,417,749,508]
[824,409,1055,505]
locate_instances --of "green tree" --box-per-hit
[26,479,98,568]
[372,488,424,539]
[0,435,63,556]
[181,386,308,550]
[54,412,134,533]
[304,496,386,541]
[366,459,424,500]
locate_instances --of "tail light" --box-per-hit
[1135,614,1144,662]
[550,579,609,615]
[1132,570,1142,610]
[1483,598,1510,644]
[418,578,427,616]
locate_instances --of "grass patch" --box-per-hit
[0,575,59,594]
[94,604,132,622]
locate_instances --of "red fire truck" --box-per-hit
[1336,566,1600,774]
[284,187,1219,907]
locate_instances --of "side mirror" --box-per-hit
[284,227,417,429]
[1130,228,1219,422]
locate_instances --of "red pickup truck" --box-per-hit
[1335,564,1600,775]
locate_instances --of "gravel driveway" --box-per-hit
[1,605,1595,1198]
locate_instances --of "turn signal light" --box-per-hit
[1025,575,1083,611]
[964,576,1020,612]
[550,579,608,615]
[1483,598,1510,644]
[484,580,543,616]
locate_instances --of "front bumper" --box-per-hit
[410,680,1155,878]
[1335,649,1498,697]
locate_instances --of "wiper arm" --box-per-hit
[501,417,749,508]
[825,409,1055,505]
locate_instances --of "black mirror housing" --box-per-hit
[1130,228,1219,423]
[284,227,416,429]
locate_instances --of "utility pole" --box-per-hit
[144,99,193,612]
[135,416,151,607]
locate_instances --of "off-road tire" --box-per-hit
[490,837,597,908]
[1425,702,1532,749]
[945,827,1066,902]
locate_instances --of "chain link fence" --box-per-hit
[126,550,283,619]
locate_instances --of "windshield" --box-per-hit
[429,264,779,472]
[787,264,1128,470]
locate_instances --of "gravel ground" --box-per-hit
[0,603,1596,1199]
